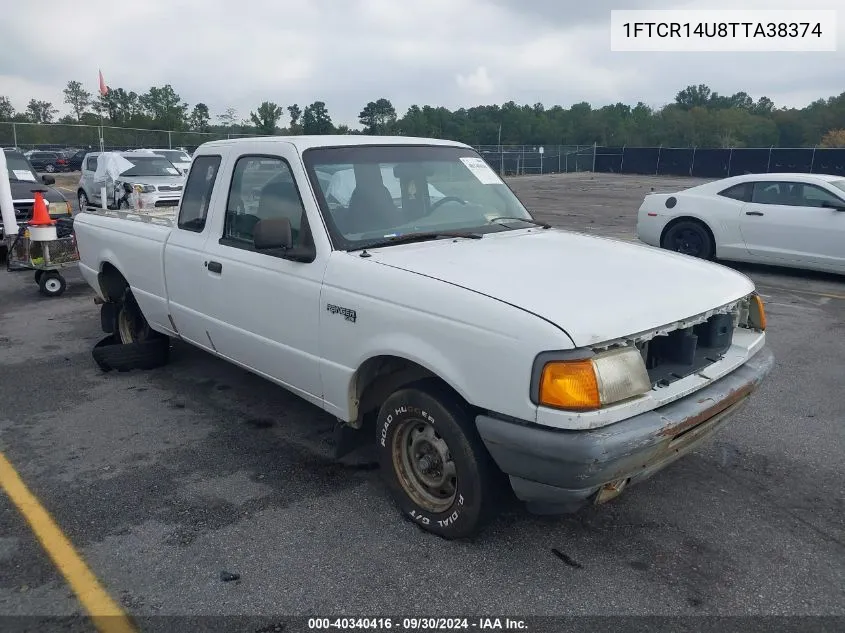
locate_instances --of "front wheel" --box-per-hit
[78,191,89,211]
[661,220,714,260]
[375,381,500,539]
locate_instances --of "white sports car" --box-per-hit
[636,172,845,275]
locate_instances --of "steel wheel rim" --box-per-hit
[79,193,87,209]
[391,418,457,513]
[117,309,134,344]
[117,306,147,344]
[44,277,61,293]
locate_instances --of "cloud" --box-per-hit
[456,67,496,97]
[0,0,842,128]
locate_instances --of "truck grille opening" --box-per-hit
[154,199,179,207]
[638,313,734,388]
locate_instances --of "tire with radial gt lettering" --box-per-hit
[375,380,501,539]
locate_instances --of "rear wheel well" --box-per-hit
[98,263,129,302]
[660,216,717,257]
[350,356,470,427]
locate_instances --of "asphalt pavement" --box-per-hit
[0,173,843,628]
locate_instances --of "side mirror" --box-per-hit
[822,201,845,212]
[41,174,55,185]
[253,217,293,250]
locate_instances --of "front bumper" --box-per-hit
[475,345,775,513]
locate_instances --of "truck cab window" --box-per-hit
[178,155,222,232]
[222,156,307,249]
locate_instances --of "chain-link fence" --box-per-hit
[477,145,845,177]
[0,121,263,154]
[3,122,844,178]
[473,145,596,176]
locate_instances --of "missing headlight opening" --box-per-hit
[638,312,735,387]
[635,297,754,387]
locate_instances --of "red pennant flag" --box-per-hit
[99,69,108,96]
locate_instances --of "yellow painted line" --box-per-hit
[755,284,845,301]
[0,451,138,633]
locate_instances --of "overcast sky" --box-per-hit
[1,0,842,127]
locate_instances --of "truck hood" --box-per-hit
[368,229,755,347]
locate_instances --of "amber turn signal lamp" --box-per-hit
[750,293,766,331]
[538,360,601,411]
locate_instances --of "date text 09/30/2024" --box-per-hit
[307,618,528,630]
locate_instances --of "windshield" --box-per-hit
[156,150,191,163]
[303,145,534,249]
[4,152,38,182]
[120,156,182,177]
[831,180,845,195]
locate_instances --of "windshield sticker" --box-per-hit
[166,167,180,175]
[12,169,36,181]
[459,157,501,185]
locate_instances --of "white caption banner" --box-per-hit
[610,10,838,52]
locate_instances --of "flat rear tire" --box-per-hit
[91,289,170,372]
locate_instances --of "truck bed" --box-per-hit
[73,206,175,334]
[79,205,177,227]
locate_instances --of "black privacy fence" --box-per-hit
[593,146,845,178]
[474,145,845,178]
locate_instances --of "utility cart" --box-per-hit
[5,221,80,297]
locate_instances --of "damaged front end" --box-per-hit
[476,292,773,514]
[592,293,766,391]
[581,293,772,507]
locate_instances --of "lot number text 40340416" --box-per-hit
[307,617,529,630]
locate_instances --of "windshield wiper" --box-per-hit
[349,230,483,251]
[487,216,551,229]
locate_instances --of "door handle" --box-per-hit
[207,261,223,274]
[745,211,765,216]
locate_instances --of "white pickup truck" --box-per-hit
[73,135,774,539]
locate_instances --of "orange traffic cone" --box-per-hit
[29,191,55,226]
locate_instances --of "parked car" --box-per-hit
[636,172,845,274]
[65,149,90,172]
[152,149,192,175]
[1,148,73,240]
[27,151,69,173]
[72,135,773,539]
[131,148,193,175]
[77,151,186,210]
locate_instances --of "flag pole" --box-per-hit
[98,69,107,152]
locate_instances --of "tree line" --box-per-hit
[0,80,843,149]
